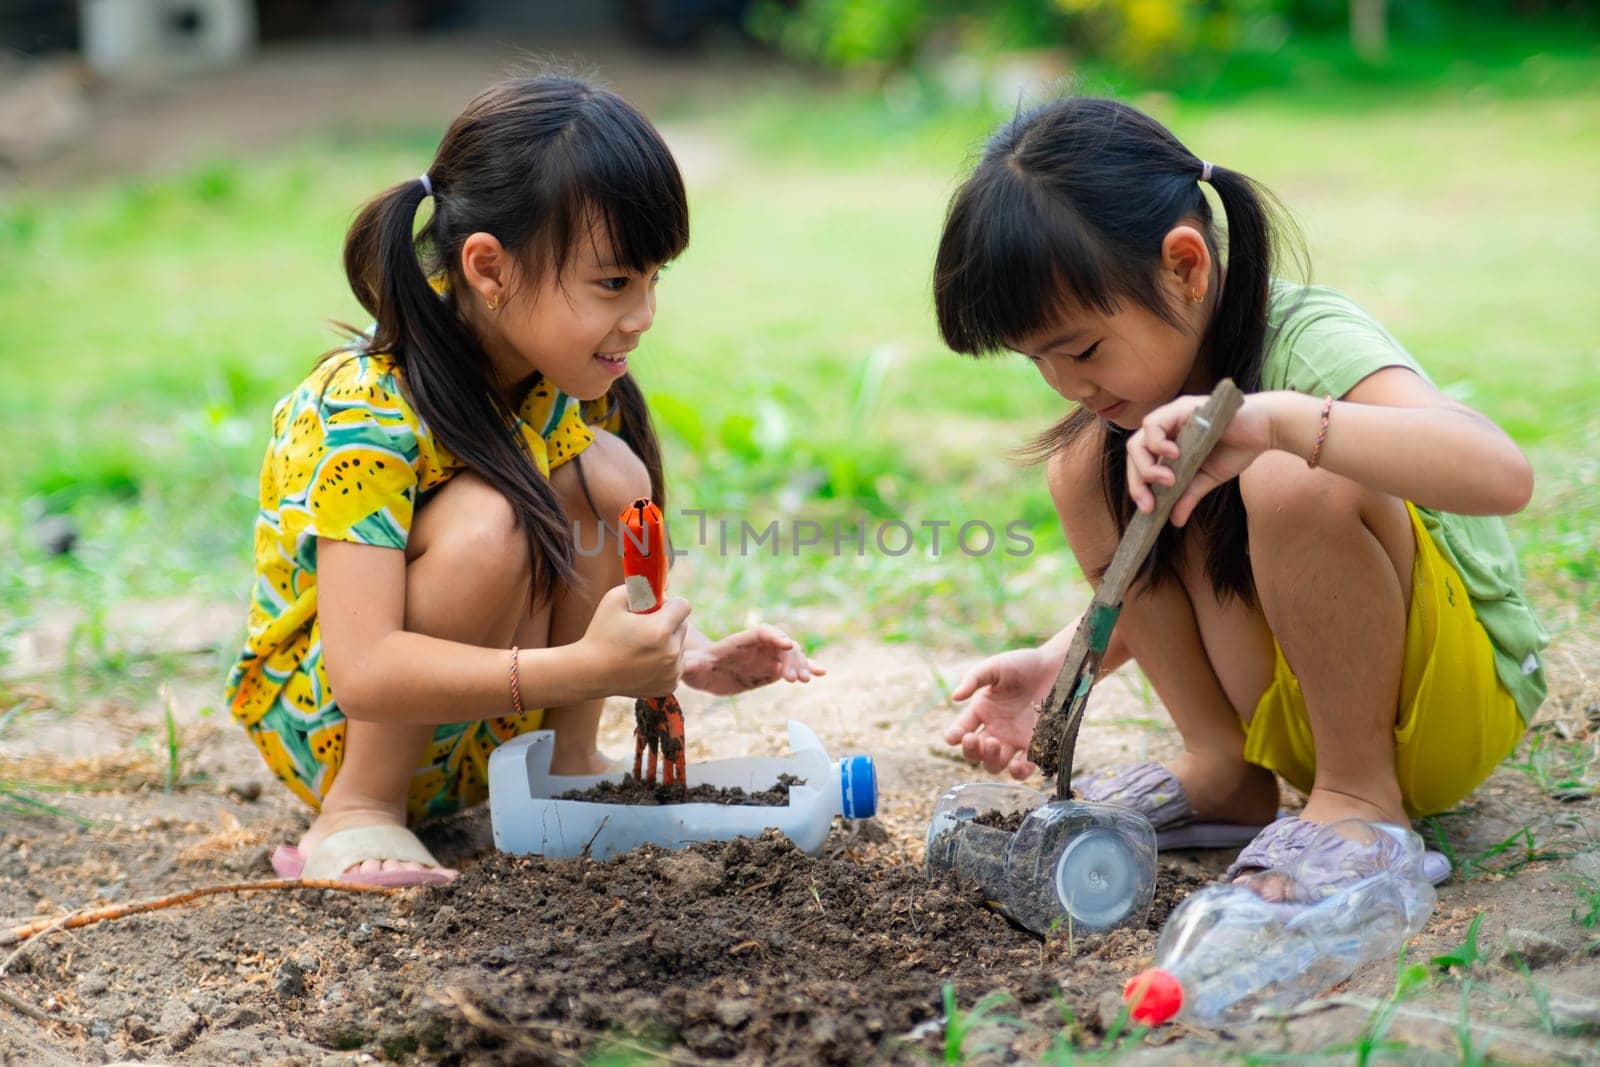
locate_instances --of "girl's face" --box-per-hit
[1007,226,1214,430]
[469,220,662,404]
[1008,295,1209,431]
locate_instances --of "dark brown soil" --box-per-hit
[557,773,803,806]
[0,805,1205,1065]
[363,826,1207,1064]
[971,808,1030,832]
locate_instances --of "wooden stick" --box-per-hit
[1029,380,1245,795]
[0,879,400,949]
[0,983,86,1028]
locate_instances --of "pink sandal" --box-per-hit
[1076,762,1274,851]
[1225,816,1452,889]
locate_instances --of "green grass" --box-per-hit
[1501,728,1599,801]
[1568,873,1600,940]
[0,701,93,825]
[1103,17,1600,105]
[0,34,1596,708]
[941,984,1019,1062]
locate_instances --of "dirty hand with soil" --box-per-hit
[683,623,826,694]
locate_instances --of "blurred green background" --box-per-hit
[0,0,1596,711]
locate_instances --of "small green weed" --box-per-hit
[1453,826,1572,880]
[1040,1000,1145,1064]
[1430,912,1486,974]
[1352,958,1432,1066]
[1503,728,1599,800]
[941,984,1019,1064]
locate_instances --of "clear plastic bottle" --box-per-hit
[1124,820,1438,1027]
[925,782,1157,936]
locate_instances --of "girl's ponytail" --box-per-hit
[341,178,426,323]
[1178,162,1297,602]
[339,175,577,602]
[1196,163,1272,401]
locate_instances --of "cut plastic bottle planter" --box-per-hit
[926,781,1157,935]
[489,720,877,860]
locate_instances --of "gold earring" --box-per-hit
[487,293,500,311]
[1188,291,1203,304]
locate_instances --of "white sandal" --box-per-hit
[272,824,456,886]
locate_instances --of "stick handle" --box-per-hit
[1028,380,1245,781]
[1092,379,1244,607]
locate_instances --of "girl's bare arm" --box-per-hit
[316,538,688,724]
[1129,366,1533,524]
[1266,367,1533,514]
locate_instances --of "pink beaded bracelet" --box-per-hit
[509,646,524,716]
[1307,394,1334,469]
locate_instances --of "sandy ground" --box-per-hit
[1,597,1598,1064]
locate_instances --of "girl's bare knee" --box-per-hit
[552,429,651,523]
[1241,451,1406,536]
[410,471,531,577]
[1242,452,1357,522]
[1242,452,1412,585]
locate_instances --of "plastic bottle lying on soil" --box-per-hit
[925,782,1157,936]
[1124,820,1438,1027]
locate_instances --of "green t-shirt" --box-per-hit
[1260,282,1547,722]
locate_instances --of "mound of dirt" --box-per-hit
[351,828,1205,1064]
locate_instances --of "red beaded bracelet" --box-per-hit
[1307,394,1334,469]
[509,646,524,716]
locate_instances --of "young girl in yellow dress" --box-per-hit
[935,97,1545,892]
[226,75,822,886]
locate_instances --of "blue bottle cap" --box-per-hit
[839,755,877,819]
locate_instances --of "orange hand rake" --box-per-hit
[621,499,687,792]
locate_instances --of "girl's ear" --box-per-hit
[1160,224,1213,304]
[460,231,510,307]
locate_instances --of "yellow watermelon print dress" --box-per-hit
[225,352,620,821]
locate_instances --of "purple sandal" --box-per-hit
[1076,762,1274,851]
[1225,816,1452,890]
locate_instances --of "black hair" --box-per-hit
[933,96,1303,603]
[333,73,687,602]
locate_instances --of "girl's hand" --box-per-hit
[944,648,1055,779]
[1126,392,1276,526]
[578,584,692,698]
[682,624,825,695]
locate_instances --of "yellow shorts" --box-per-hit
[1242,503,1526,818]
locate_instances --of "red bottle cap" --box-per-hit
[1123,968,1183,1025]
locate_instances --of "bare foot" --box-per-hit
[1166,751,1280,825]
[299,804,458,882]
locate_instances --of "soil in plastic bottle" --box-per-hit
[558,773,805,807]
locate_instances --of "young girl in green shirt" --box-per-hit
[934,96,1546,891]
